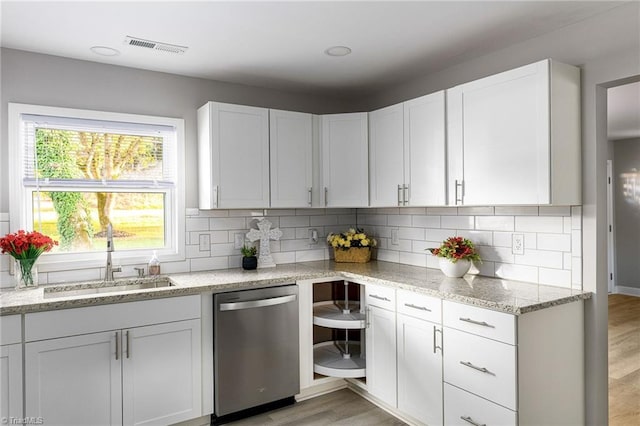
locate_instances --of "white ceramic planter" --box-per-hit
[438,258,471,278]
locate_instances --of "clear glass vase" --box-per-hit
[14,257,39,290]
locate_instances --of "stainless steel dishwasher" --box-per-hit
[213,284,299,422]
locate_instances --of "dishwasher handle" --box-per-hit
[219,294,297,311]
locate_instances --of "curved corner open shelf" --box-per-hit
[313,341,366,379]
[313,301,366,329]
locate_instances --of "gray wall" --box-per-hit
[0,48,357,212]
[614,138,640,289]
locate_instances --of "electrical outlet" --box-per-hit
[391,228,400,246]
[234,233,245,249]
[309,228,319,245]
[199,234,210,251]
[512,233,524,255]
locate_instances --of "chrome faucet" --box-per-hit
[105,223,121,282]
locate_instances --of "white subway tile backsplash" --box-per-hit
[296,249,327,262]
[394,239,413,252]
[572,257,582,285]
[563,217,572,234]
[210,243,237,257]
[310,215,338,226]
[477,246,514,264]
[571,207,582,230]
[537,234,572,252]
[494,206,538,216]
[398,227,426,240]
[388,214,412,227]
[469,260,495,277]
[563,253,573,270]
[515,249,563,269]
[281,239,313,252]
[412,215,440,228]
[399,251,427,267]
[457,230,493,246]
[210,217,246,230]
[186,244,210,258]
[441,215,475,230]
[359,214,387,226]
[280,215,309,228]
[426,228,456,242]
[539,206,571,216]
[475,216,515,231]
[426,207,458,215]
[457,206,495,216]
[272,252,296,264]
[376,207,400,215]
[279,228,296,240]
[412,240,432,253]
[495,263,539,283]
[539,268,571,288]
[186,217,210,232]
[191,256,227,272]
[571,230,582,255]
[400,207,426,215]
[266,209,296,216]
[515,216,564,233]
[338,215,357,225]
[376,249,400,263]
[228,209,264,217]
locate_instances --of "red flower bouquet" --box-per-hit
[429,236,481,263]
[0,230,57,259]
[1,230,57,288]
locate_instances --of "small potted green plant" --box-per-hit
[241,244,258,270]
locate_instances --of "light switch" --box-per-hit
[199,234,210,251]
[391,228,400,246]
[234,233,245,249]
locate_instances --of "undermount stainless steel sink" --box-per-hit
[43,277,175,298]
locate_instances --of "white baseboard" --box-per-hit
[346,380,422,426]
[613,286,640,296]
[296,378,346,402]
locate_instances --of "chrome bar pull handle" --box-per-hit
[369,294,390,302]
[213,185,219,208]
[433,326,443,354]
[460,361,494,375]
[397,184,403,206]
[115,331,120,360]
[460,416,486,426]
[459,317,495,328]
[308,187,312,206]
[324,187,328,206]
[126,331,131,359]
[403,184,409,206]
[404,303,431,312]
[365,307,371,328]
[455,179,464,205]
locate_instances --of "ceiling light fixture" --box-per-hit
[324,46,352,57]
[90,46,120,57]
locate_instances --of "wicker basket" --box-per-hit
[333,247,371,263]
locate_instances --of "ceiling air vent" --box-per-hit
[124,36,188,55]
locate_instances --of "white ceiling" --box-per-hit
[0,1,629,97]
[608,81,640,141]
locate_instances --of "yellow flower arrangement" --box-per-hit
[327,228,376,250]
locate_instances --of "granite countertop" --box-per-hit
[0,260,591,316]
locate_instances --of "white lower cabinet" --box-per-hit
[1,314,23,422]
[397,313,442,426]
[444,383,517,426]
[24,296,202,426]
[365,304,397,408]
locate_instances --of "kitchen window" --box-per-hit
[8,104,185,270]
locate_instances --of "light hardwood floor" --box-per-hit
[609,294,640,426]
[228,388,406,426]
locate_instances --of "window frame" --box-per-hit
[8,103,186,272]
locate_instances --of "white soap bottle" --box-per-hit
[148,251,161,276]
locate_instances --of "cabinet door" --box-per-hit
[270,109,313,208]
[369,103,404,207]
[366,305,397,407]
[25,331,122,425]
[122,319,202,426]
[321,113,369,207]
[448,61,550,205]
[198,102,270,208]
[397,314,443,426]
[1,344,23,421]
[404,91,446,206]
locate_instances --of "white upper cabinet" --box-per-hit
[269,109,313,208]
[369,91,446,207]
[447,59,580,206]
[369,103,404,207]
[404,91,447,206]
[198,102,270,209]
[320,113,369,207]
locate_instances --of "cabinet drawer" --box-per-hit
[443,300,516,344]
[444,383,517,426]
[365,284,395,310]
[1,314,22,345]
[397,290,441,323]
[444,328,517,410]
[25,295,201,342]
